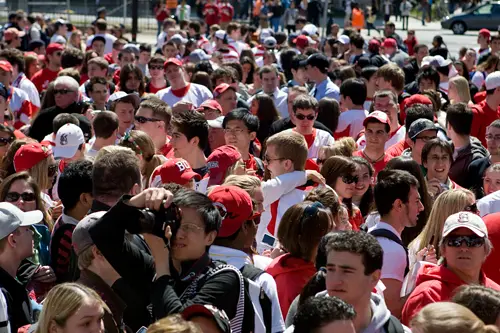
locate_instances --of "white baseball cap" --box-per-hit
[302,24,318,36]
[442,211,488,238]
[207,116,224,129]
[107,91,140,108]
[338,35,350,45]
[53,123,85,159]
[215,30,227,40]
[0,202,43,240]
[260,29,272,42]
[421,55,452,68]
[485,71,500,90]
[264,36,277,49]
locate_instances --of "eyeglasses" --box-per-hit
[263,154,285,163]
[178,223,205,233]
[0,137,13,147]
[5,192,36,203]
[135,116,162,124]
[415,135,437,142]
[341,174,359,184]
[223,128,247,135]
[486,134,500,142]
[48,164,58,177]
[53,89,75,95]
[149,65,164,70]
[445,235,485,248]
[464,202,479,214]
[295,113,315,121]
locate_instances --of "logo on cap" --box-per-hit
[60,134,68,146]
[458,212,469,223]
[175,160,190,172]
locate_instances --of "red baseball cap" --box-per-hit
[14,143,52,172]
[213,83,236,99]
[363,110,391,127]
[382,38,397,48]
[164,57,183,68]
[401,94,433,110]
[197,99,223,114]
[207,145,242,186]
[0,60,13,73]
[479,29,491,39]
[208,185,254,237]
[293,35,309,49]
[3,28,25,42]
[46,43,65,55]
[157,158,201,185]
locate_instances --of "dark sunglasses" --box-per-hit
[295,113,315,121]
[53,89,74,95]
[135,116,162,124]
[5,191,36,202]
[149,65,164,70]
[48,164,58,177]
[445,235,485,248]
[3,113,11,121]
[464,203,479,214]
[341,174,359,184]
[0,137,13,147]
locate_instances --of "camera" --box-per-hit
[134,201,181,245]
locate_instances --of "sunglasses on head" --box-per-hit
[341,174,359,184]
[5,191,36,203]
[295,113,315,121]
[464,202,479,214]
[54,89,74,95]
[48,164,58,177]
[0,137,13,147]
[135,116,162,124]
[445,235,485,248]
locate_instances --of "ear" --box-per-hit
[283,159,294,171]
[393,198,404,212]
[130,183,141,196]
[190,136,200,147]
[81,192,93,207]
[7,233,16,248]
[370,269,382,287]
[49,320,60,333]
[205,230,217,246]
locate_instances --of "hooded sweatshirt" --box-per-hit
[401,263,500,325]
[265,254,316,316]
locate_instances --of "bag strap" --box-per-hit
[241,264,272,333]
[369,229,409,276]
[383,315,405,333]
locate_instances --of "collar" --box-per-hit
[178,252,212,281]
[90,200,112,213]
[374,221,402,239]
[316,76,330,88]
[12,73,24,87]
[61,212,80,226]
[209,245,253,269]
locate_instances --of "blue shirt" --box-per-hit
[310,77,340,101]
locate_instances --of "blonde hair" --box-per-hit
[223,175,261,196]
[449,76,471,103]
[411,302,499,333]
[330,137,357,157]
[266,131,308,171]
[77,246,95,270]
[409,189,475,258]
[28,155,53,191]
[35,283,110,333]
[147,314,202,333]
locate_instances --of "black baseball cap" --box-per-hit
[28,39,45,51]
[300,53,329,71]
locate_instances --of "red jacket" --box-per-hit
[265,254,316,317]
[203,3,220,26]
[401,263,500,325]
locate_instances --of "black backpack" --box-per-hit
[383,315,406,333]
[254,157,266,178]
[241,264,273,333]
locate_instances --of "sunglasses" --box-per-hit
[149,65,164,70]
[5,191,36,202]
[0,137,13,147]
[341,174,359,184]
[4,113,11,121]
[295,113,315,121]
[135,116,162,124]
[263,154,284,163]
[54,89,74,95]
[48,164,58,177]
[464,202,479,214]
[445,235,485,248]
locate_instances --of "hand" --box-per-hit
[306,170,326,185]
[416,246,438,264]
[172,101,194,115]
[427,178,443,198]
[127,188,174,211]
[33,266,56,283]
[50,202,63,220]
[270,246,286,259]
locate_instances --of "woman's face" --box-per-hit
[125,73,140,91]
[353,164,371,198]
[73,33,82,45]
[454,63,464,77]
[484,170,500,195]
[334,173,356,199]
[29,61,41,78]
[242,63,252,75]
[5,179,37,212]
[250,99,259,115]
[324,43,332,56]
[47,155,57,188]
[54,298,105,333]
[0,131,13,159]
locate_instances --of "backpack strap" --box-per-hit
[383,315,406,333]
[253,157,265,178]
[368,229,409,276]
[241,264,272,333]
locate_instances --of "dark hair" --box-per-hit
[173,189,221,234]
[224,63,243,83]
[119,64,145,96]
[61,48,84,69]
[149,54,165,66]
[139,43,152,53]
[421,138,454,164]
[139,98,172,130]
[88,76,108,93]
[280,50,301,81]
[91,35,106,46]
[436,64,450,77]
[405,104,433,132]
[57,160,93,210]
[446,102,474,135]
[374,169,419,216]
[413,44,428,55]
[321,156,357,217]
[258,65,279,79]
[452,285,500,325]
[361,66,378,81]
[195,61,214,76]
[95,19,107,31]
[254,94,280,129]
[326,230,383,274]
[223,109,260,133]
[93,111,119,139]
[210,67,236,87]
[417,67,440,90]
[293,94,318,113]
[317,98,340,133]
[188,21,201,33]
[52,113,79,134]
[351,156,375,217]
[293,296,356,333]
[0,48,24,73]
[350,34,364,49]
[240,57,255,84]
[171,111,209,151]
[340,78,367,105]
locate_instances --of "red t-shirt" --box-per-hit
[483,212,500,285]
[471,101,500,147]
[219,3,234,22]
[203,3,220,26]
[159,140,172,157]
[386,139,409,158]
[31,68,61,93]
[353,150,392,177]
[147,82,167,94]
[104,53,115,65]
[245,154,258,171]
[474,90,487,104]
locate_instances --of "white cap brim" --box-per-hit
[19,210,43,227]
[53,145,79,159]
[442,224,486,238]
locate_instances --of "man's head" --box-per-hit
[213,83,237,115]
[486,119,500,157]
[118,49,136,67]
[0,202,42,264]
[138,43,152,65]
[53,76,79,109]
[360,66,378,97]
[164,58,185,87]
[92,111,119,142]
[170,111,209,158]
[446,102,473,139]
[293,296,356,333]
[214,30,229,49]
[108,92,140,134]
[417,66,440,92]
[407,118,438,164]
[339,78,367,110]
[87,78,108,109]
[148,55,166,80]
[134,98,172,140]
[290,54,308,85]
[440,212,491,278]
[372,90,399,127]
[91,36,106,57]
[46,43,65,67]
[87,57,109,79]
[414,44,429,64]
[95,18,107,33]
[287,86,309,119]
[0,49,24,77]
[485,71,500,104]
[375,64,405,94]
[62,47,85,70]
[259,66,279,94]
[292,94,318,135]
[478,28,491,46]
[384,21,396,37]
[3,28,24,48]
[325,231,383,306]
[197,100,223,120]
[304,53,330,83]
[0,61,13,88]
[211,67,236,88]
[92,146,141,202]
[28,39,45,54]
[491,35,500,53]
[222,109,259,155]
[57,159,93,214]
[382,38,397,56]
[374,169,423,227]
[53,123,86,161]
[422,138,454,183]
[265,131,308,178]
[363,111,390,150]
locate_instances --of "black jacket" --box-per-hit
[269,117,333,138]
[0,266,33,333]
[403,59,419,85]
[88,196,241,322]
[450,137,488,188]
[467,156,491,199]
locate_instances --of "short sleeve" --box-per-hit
[377,238,407,282]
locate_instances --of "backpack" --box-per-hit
[383,315,406,333]
[254,157,266,178]
[368,228,409,277]
[241,265,273,333]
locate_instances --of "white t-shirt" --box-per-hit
[335,109,368,140]
[86,33,118,55]
[368,221,407,282]
[284,128,335,159]
[478,190,500,217]
[156,83,213,108]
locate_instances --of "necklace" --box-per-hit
[362,150,385,164]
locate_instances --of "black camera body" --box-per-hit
[136,202,181,245]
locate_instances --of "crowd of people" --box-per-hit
[1,4,500,333]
